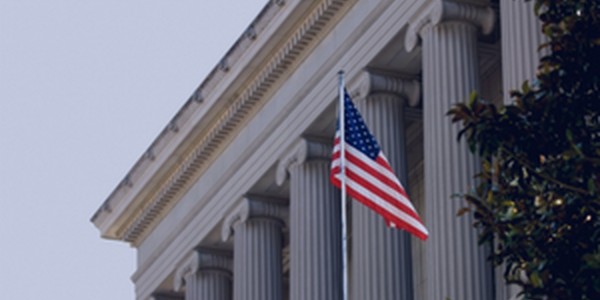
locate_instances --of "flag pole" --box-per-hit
[338,70,349,300]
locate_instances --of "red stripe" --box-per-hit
[332,150,422,221]
[345,151,410,201]
[346,184,428,241]
[334,166,424,230]
[346,169,422,221]
[330,134,427,240]
[344,152,418,218]
[332,151,340,161]
[375,156,410,199]
[330,174,341,190]
[330,166,341,188]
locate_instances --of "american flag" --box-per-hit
[330,91,428,241]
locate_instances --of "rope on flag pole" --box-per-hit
[338,70,349,300]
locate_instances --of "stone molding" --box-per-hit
[355,71,421,107]
[109,0,349,245]
[245,25,257,40]
[275,138,332,186]
[191,87,203,103]
[173,250,233,292]
[218,58,230,72]
[221,196,289,241]
[405,0,495,52]
[124,0,433,298]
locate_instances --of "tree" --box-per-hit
[447,0,600,299]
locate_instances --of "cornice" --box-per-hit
[92,0,351,245]
[129,0,428,298]
[405,0,495,52]
[275,138,332,186]
[90,2,278,228]
[354,71,421,107]
[173,249,233,292]
[221,196,289,241]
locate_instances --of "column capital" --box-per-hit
[221,196,289,241]
[354,71,421,107]
[173,250,233,292]
[405,0,495,52]
[276,138,332,186]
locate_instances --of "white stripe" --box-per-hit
[346,146,404,189]
[377,152,406,190]
[333,172,428,235]
[345,160,417,214]
[344,146,415,212]
[331,157,340,169]
[333,143,414,212]
[332,131,428,236]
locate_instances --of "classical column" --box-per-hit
[222,196,288,300]
[500,0,547,104]
[405,1,495,300]
[349,72,420,300]
[276,138,342,300]
[499,3,544,298]
[174,250,233,300]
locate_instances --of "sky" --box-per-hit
[0,1,267,299]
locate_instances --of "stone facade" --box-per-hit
[92,0,544,299]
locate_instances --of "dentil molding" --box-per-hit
[114,0,349,245]
[221,196,289,241]
[355,71,421,107]
[405,0,495,52]
[173,249,233,292]
[275,138,332,186]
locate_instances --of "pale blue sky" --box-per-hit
[0,1,266,299]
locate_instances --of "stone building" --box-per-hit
[91,0,544,299]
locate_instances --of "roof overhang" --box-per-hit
[91,0,351,246]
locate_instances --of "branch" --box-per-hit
[500,146,590,195]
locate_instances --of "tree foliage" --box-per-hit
[447,0,600,299]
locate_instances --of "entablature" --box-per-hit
[91,0,351,246]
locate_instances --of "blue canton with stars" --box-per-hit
[337,91,381,160]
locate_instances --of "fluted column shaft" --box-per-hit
[498,3,544,299]
[421,21,493,300]
[174,251,233,300]
[223,198,287,300]
[351,93,413,300]
[233,218,284,300]
[289,161,342,300]
[501,0,546,104]
[186,271,232,300]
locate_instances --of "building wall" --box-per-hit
[93,0,547,299]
